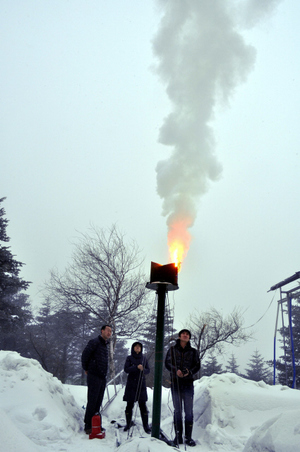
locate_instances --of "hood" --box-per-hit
[131,342,143,354]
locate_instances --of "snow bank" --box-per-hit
[1,350,300,451]
[0,351,83,449]
[244,409,300,452]
[193,373,300,451]
[0,407,40,452]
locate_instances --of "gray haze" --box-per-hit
[1,0,300,371]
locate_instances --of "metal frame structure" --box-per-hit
[101,369,125,412]
[269,272,300,388]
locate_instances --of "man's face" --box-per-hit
[179,331,190,343]
[101,326,112,340]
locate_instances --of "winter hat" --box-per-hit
[178,329,191,339]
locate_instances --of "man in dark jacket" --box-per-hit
[123,342,151,433]
[165,329,200,447]
[81,324,112,434]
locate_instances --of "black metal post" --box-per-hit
[146,262,178,440]
[151,284,167,439]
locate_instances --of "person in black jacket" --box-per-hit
[81,324,112,434]
[123,341,151,433]
[165,329,200,447]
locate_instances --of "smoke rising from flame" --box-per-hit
[152,0,281,268]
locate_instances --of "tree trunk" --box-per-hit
[109,339,115,380]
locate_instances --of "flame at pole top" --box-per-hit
[168,220,192,271]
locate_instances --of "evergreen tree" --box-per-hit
[275,297,300,388]
[201,353,223,377]
[244,349,271,384]
[27,298,130,384]
[225,353,240,374]
[0,197,31,348]
[1,292,32,352]
[28,299,90,384]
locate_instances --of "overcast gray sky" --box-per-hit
[1,0,300,370]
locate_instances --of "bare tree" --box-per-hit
[188,307,252,369]
[45,224,150,378]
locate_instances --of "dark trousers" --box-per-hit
[125,400,148,416]
[171,383,194,426]
[84,373,106,428]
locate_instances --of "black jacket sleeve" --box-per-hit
[124,356,138,374]
[189,349,200,376]
[165,348,171,372]
[165,347,177,373]
[81,336,108,378]
[143,357,150,376]
[81,338,96,371]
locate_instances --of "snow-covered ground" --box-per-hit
[1,350,300,451]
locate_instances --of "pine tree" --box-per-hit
[0,197,31,348]
[201,353,223,377]
[244,349,271,383]
[225,353,240,374]
[27,299,94,384]
[1,292,32,352]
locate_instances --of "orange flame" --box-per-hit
[169,241,184,271]
[168,220,192,271]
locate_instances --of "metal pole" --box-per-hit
[288,295,297,388]
[151,284,167,439]
[280,298,288,386]
[273,302,280,385]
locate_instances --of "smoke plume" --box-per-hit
[152,0,281,263]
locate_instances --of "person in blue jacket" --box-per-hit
[123,341,151,433]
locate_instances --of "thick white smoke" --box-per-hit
[152,0,281,262]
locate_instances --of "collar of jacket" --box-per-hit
[98,335,108,345]
[131,350,144,359]
[176,338,192,350]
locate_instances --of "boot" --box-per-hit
[185,421,196,447]
[124,411,132,432]
[141,411,151,434]
[173,420,183,446]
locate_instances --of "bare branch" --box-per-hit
[43,225,150,377]
[188,306,253,361]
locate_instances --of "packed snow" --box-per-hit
[1,351,300,451]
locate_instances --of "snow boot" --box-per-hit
[173,420,183,446]
[141,411,151,434]
[124,411,133,432]
[185,422,196,447]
